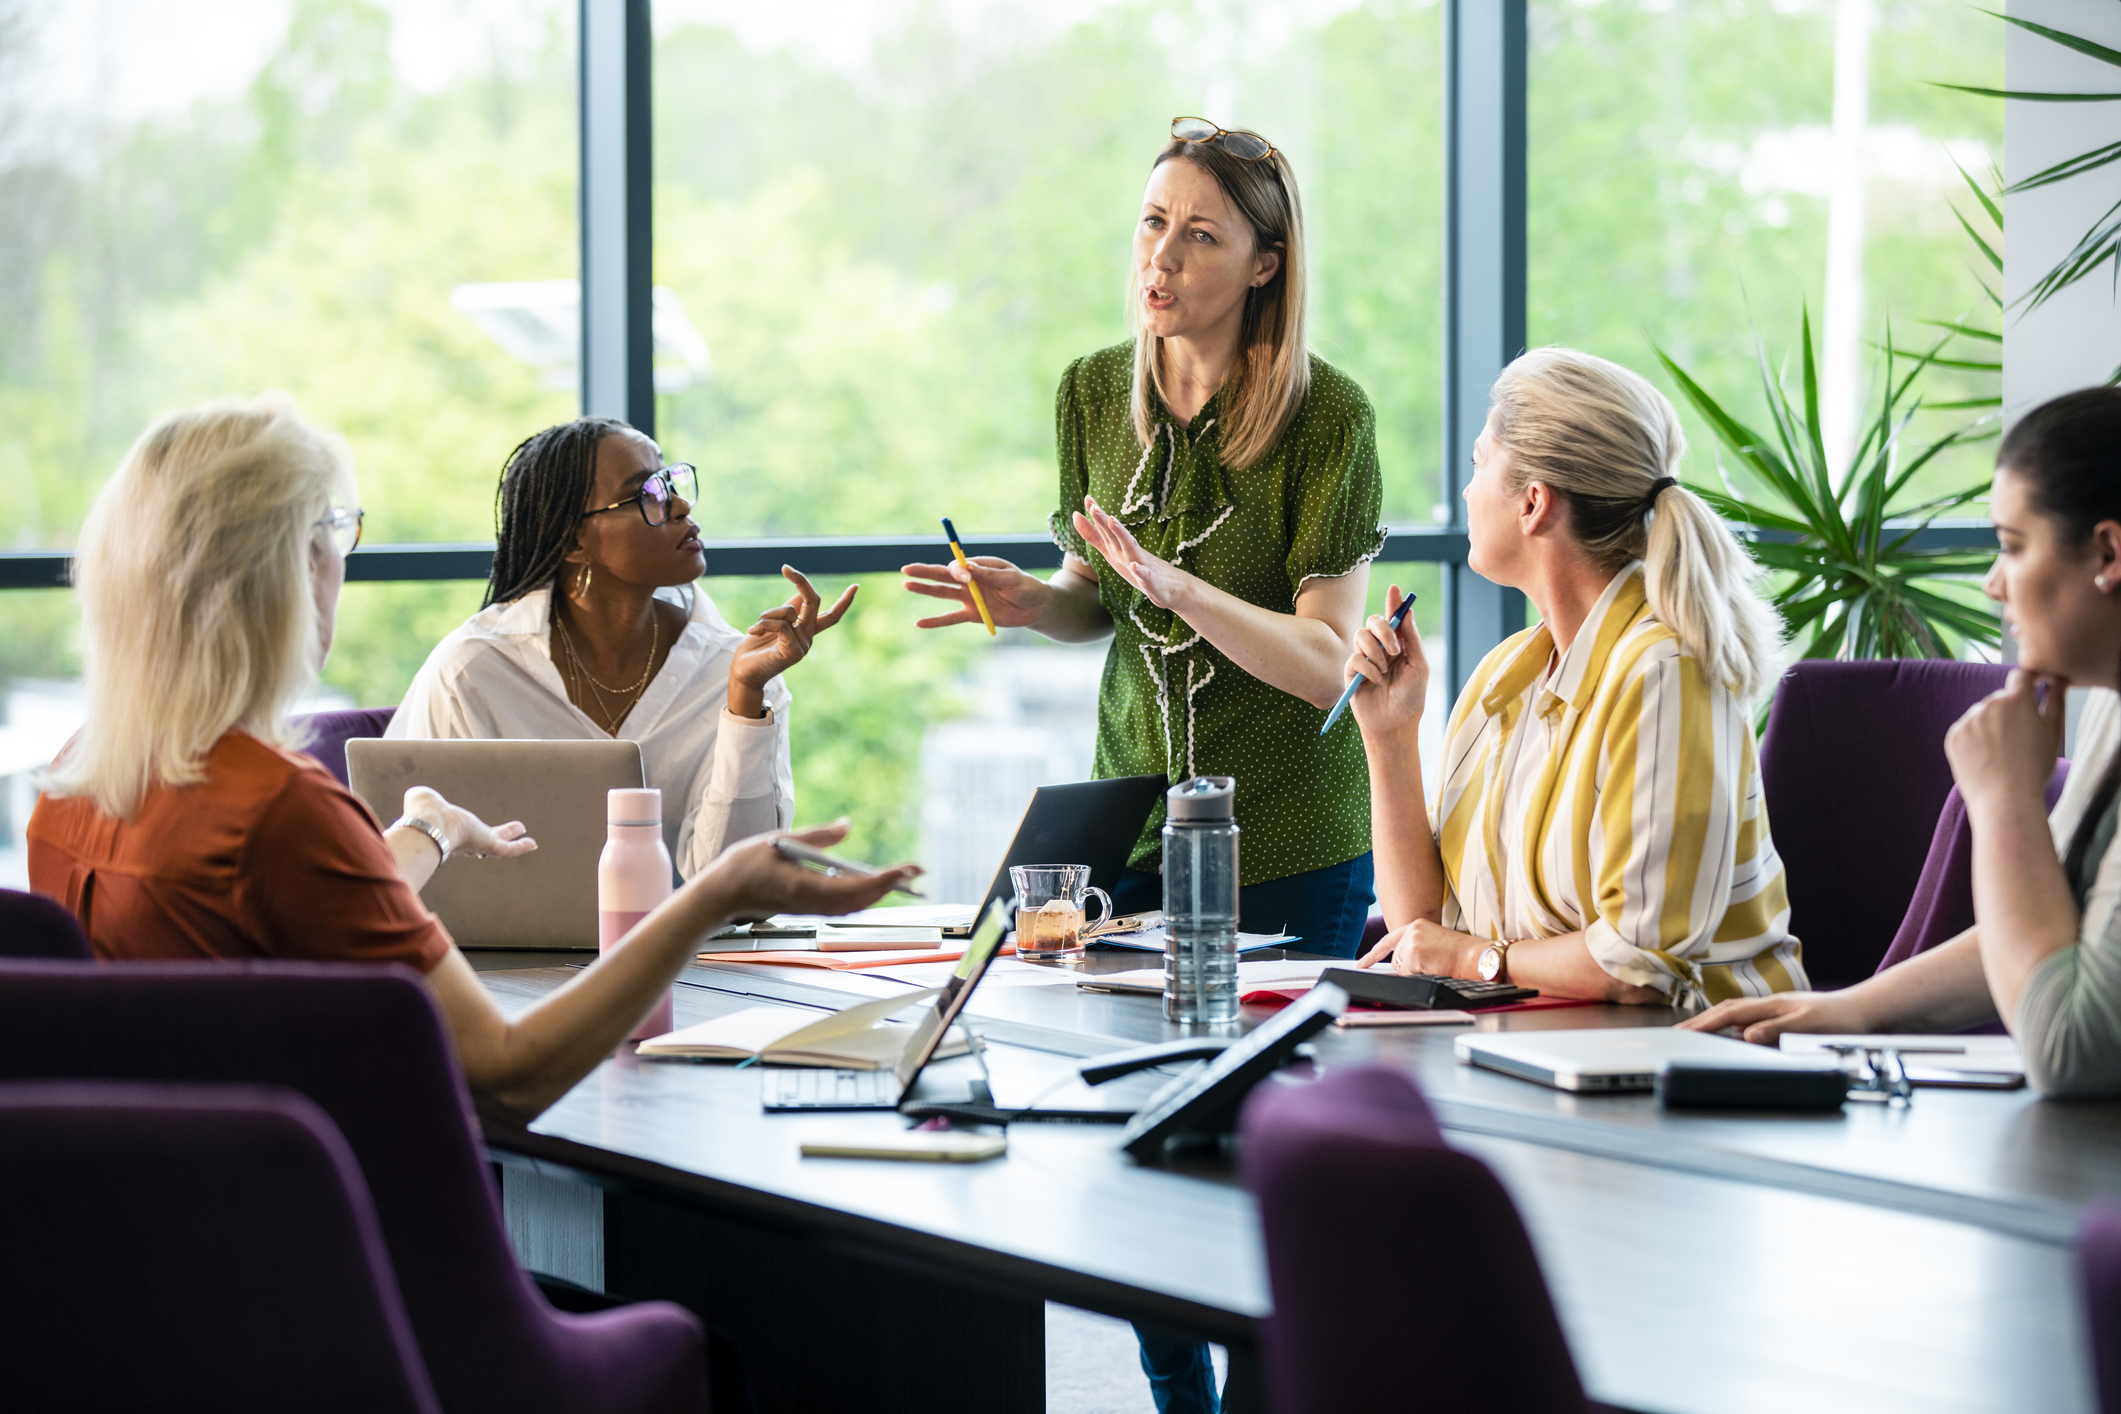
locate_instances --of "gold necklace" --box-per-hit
[556,608,660,731]
[560,610,659,696]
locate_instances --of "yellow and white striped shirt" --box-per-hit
[1434,564,1805,1011]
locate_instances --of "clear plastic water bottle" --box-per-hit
[1162,776,1239,1024]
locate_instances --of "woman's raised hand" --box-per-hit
[901,555,1052,629]
[1072,497,1192,610]
[1345,584,1430,736]
[703,820,923,921]
[730,566,857,707]
[1946,668,2068,812]
[402,785,537,861]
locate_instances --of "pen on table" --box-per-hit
[1319,592,1417,736]
[772,837,928,899]
[940,517,996,636]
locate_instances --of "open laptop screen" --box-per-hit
[892,898,1011,1093]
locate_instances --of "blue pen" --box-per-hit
[1319,592,1417,736]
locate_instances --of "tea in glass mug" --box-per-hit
[1008,864,1112,960]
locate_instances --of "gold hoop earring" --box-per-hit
[574,563,593,599]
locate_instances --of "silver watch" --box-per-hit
[391,814,450,864]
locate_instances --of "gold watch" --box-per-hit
[1477,939,1512,983]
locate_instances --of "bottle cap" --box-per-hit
[608,787,663,826]
[1166,775,1235,821]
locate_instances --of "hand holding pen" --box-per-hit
[1324,586,1427,736]
[901,533,1054,632]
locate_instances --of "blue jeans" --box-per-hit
[1116,854,1375,1413]
[1110,851,1375,960]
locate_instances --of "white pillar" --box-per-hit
[1821,0,1872,479]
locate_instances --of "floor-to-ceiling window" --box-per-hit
[0,0,577,881]
[651,0,1448,884]
[1528,0,2004,503]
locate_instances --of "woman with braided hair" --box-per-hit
[389,417,854,878]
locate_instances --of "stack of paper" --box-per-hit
[1076,959,1334,996]
[1089,925,1295,954]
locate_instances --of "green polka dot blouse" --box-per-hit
[1050,342,1386,886]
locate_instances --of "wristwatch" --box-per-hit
[1477,939,1512,983]
[391,814,450,864]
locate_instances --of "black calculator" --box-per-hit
[1321,967,1538,1011]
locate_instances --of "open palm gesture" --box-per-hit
[1072,496,1192,609]
[731,566,856,692]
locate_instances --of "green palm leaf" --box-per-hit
[1656,314,1999,667]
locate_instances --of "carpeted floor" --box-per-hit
[1046,1303,1227,1414]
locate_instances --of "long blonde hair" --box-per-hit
[1129,134,1310,471]
[51,394,354,817]
[1488,347,1785,702]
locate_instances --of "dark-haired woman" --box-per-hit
[390,418,854,877]
[1687,387,2121,1098]
[905,120,1385,963]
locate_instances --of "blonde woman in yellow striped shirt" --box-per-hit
[1346,347,1805,1010]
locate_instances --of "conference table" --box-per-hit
[475,946,2115,1414]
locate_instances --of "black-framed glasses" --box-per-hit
[1171,116,1278,163]
[583,463,698,527]
[317,506,363,556]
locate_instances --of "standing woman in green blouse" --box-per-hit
[907,118,1385,967]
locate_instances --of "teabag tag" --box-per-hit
[1039,899,1076,917]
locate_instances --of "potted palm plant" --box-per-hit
[1655,312,2000,664]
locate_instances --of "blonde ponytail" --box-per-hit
[1489,347,1785,702]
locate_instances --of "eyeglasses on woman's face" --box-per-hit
[1171,116,1277,163]
[583,463,698,528]
[317,506,364,556]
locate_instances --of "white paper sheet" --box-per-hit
[1779,1033,2023,1075]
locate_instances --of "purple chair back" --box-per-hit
[1877,766,2071,975]
[0,960,709,1414]
[1759,659,2012,988]
[1240,1067,1587,1414]
[294,706,398,789]
[0,1079,441,1413]
[0,886,91,959]
[2081,1198,2121,1414]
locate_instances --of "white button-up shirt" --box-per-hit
[386,584,792,879]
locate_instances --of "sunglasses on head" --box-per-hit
[1171,116,1278,163]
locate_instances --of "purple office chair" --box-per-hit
[294,705,398,789]
[1240,1067,1588,1414]
[0,960,711,1414]
[0,1079,442,1413]
[1877,766,2071,974]
[1759,659,2013,988]
[0,886,92,959]
[2081,1198,2121,1414]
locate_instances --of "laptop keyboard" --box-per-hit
[762,1068,900,1112]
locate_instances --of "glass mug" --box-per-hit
[1008,864,1112,960]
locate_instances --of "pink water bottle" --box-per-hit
[599,787,674,1041]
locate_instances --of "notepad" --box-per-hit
[637,989,949,1068]
[696,946,1004,970]
[1778,1033,2024,1085]
[1076,960,1334,995]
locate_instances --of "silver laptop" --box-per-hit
[347,738,645,950]
[1455,1028,1814,1093]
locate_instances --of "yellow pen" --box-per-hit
[941,517,996,635]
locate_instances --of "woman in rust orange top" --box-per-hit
[28,395,916,1123]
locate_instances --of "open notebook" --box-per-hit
[636,988,950,1069]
